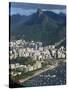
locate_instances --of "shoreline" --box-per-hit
[19,62,58,83]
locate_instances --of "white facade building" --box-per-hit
[10,64,16,70]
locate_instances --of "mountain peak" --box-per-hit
[37,8,43,17]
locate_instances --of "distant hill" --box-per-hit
[10,9,66,45]
[10,14,31,25]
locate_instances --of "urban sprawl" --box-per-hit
[9,39,66,78]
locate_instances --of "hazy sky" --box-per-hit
[9,2,66,16]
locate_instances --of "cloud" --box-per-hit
[10,7,37,15]
[9,2,66,15]
[9,2,66,10]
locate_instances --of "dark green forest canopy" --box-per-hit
[10,10,66,45]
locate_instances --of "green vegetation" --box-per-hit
[10,11,66,45]
[11,69,39,81]
[10,57,36,65]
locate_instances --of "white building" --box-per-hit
[51,49,56,58]
[38,55,43,60]
[57,50,65,59]
[33,64,38,70]
[27,65,33,71]
[13,49,18,59]
[36,61,42,69]
[39,47,43,51]
[16,40,22,45]
[15,63,20,68]
[17,72,22,75]
[10,54,14,60]
[62,53,66,58]
[10,64,16,70]
[33,61,42,70]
